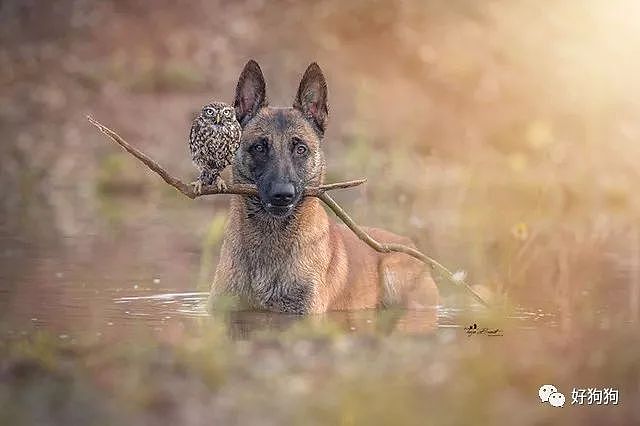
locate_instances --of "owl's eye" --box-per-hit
[252,139,268,154]
[223,109,232,117]
[204,108,215,116]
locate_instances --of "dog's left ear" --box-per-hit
[293,63,328,135]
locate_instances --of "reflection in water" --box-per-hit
[112,291,442,337]
[107,291,556,339]
[115,292,208,317]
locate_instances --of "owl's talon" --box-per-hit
[214,176,227,192]
[190,180,204,195]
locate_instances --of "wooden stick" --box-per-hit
[87,115,490,307]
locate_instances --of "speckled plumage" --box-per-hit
[188,101,241,192]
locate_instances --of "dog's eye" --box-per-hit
[294,143,308,156]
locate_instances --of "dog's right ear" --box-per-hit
[234,60,267,126]
[293,63,328,135]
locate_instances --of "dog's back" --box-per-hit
[330,224,439,311]
[209,60,438,314]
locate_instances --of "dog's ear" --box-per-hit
[293,63,328,135]
[234,60,267,126]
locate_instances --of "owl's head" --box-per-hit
[200,102,237,125]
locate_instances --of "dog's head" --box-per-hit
[231,60,328,218]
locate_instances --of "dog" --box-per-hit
[209,60,439,314]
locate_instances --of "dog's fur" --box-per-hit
[209,60,439,314]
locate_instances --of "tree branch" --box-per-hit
[87,115,489,307]
[87,115,365,199]
[319,193,490,307]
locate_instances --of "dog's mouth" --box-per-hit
[264,202,295,217]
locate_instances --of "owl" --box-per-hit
[188,101,241,193]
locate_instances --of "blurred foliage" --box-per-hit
[1,322,639,425]
[196,212,227,291]
[96,152,147,195]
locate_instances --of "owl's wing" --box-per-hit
[188,119,199,155]
[189,119,212,171]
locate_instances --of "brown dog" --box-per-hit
[209,60,439,314]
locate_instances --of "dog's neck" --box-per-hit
[228,195,328,250]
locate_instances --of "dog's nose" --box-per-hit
[269,183,295,206]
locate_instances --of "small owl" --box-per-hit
[188,101,241,193]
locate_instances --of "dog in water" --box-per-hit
[209,60,439,314]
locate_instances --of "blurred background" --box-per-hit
[1,1,640,424]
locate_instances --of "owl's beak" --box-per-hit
[215,114,221,124]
